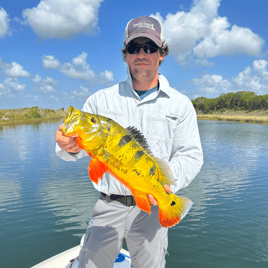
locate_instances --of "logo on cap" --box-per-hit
[133,20,156,31]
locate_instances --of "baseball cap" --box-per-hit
[124,16,164,47]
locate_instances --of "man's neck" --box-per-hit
[132,75,159,91]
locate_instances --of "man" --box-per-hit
[55,16,203,268]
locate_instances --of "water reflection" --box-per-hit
[38,174,99,236]
[1,120,268,267]
[0,173,22,212]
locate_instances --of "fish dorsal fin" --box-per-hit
[126,126,152,154]
[155,157,176,186]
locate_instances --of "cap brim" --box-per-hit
[125,33,162,47]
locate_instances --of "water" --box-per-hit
[0,120,268,268]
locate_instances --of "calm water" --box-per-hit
[0,120,268,268]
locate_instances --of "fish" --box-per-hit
[62,106,193,228]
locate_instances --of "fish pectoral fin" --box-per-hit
[88,158,108,185]
[155,157,176,186]
[131,190,151,214]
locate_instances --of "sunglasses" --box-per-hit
[126,42,159,54]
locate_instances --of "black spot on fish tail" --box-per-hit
[149,165,156,176]
[134,150,144,160]
[118,135,132,147]
[171,201,176,206]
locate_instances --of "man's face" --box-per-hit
[124,37,165,83]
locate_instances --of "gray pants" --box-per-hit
[78,195,168,268]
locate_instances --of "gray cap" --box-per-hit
[124,16,164,47]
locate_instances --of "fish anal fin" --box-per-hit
[88,158,108,185]
[131,190,151,214]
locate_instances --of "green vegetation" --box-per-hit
[192,91,268,125]
[0,107,67,128]
[192,91,268,114]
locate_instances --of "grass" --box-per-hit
[1,107,268,129]
[197,109,268,125]
[0,107,67,129]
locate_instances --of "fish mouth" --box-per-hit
[62,122,73,136]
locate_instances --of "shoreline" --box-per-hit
[1,108,268,129]
[0,107,66,130]
[197,110,268,125]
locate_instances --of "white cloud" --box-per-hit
[153,0,264,66]
[50,95,60,101]
[22,0,103,39]
[4,62,31,77]
[66,86,92,101]
[232,60,268,94]
[100,70,114,82]
[24,93,39,101]
[60,52,95,80]
[193,17,264,58]
[192,74,231,94]
[0,78,26,97]
[58,52,114,84]
[253,59,268,80]
[33,74,58,93]
[192,59,268,96]
[0,8,10,38]
[42,55,61,69]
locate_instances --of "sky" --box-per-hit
[0,0,268,109]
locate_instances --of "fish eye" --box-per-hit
[91,117,97,123]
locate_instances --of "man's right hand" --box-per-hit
[55,124,82,153]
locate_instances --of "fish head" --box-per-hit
[79,113,108,149]
[62,106,81,137]
[63,106,108,150]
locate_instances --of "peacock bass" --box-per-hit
[62,106,193,228]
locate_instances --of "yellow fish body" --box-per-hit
[62,106,193,228]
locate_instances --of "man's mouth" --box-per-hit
[135,61,149,66]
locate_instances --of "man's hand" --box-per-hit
[55,124,82,153]
[148,185,171,206]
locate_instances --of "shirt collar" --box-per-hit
[126,68,171,98]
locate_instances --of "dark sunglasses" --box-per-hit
[126,42,159,54]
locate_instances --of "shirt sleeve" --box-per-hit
[55,95,96,161]
[168,100,203,193]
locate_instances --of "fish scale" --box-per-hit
[62,106,193,228]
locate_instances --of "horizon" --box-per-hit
[1,0,268,110]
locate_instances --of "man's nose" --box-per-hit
[137,48,147,57]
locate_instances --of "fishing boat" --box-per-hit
[32,235,131,268]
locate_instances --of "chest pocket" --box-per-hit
[142,113,179,160]
[144,113,178,139]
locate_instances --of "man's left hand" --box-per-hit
[148,185,171,206]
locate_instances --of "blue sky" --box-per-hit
[0,0,267,109]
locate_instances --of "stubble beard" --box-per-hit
[130,67,152,83]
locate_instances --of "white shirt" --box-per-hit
[56,72,203,195]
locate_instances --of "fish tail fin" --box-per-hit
[158,194,193,228]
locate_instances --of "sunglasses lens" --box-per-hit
[126,45,138,54]
[127,42,159,54]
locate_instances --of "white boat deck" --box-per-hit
[32,246,81,268]
[32,246,131,268]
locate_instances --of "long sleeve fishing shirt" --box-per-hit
[56,72,203,195]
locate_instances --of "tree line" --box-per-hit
[192,91,268,114]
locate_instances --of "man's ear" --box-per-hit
[159,52,165,62]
